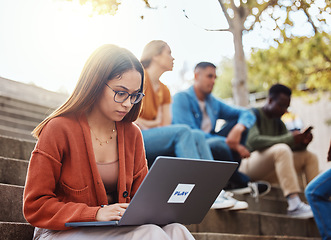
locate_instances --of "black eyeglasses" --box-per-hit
[105,83,145,104]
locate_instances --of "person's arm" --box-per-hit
[131,124,149,195]
[247,123,294,151]
[160,103,172,126]
[226,123,246,148]
[214,100,255,156]
[23,120,100,230]
[136,83,172,129]
[135,116,161,130]
[135,103,170,129]
[226,123,251,158]
[215,100,256,130]
[290,129,313,151]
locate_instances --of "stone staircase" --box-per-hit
[0,77,322,240]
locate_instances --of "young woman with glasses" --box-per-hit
[23,44,195,240]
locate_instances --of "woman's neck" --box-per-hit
[86,108,115,133]
[146,66,164,84]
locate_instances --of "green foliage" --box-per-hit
[213,56,264,99]
[62,0,121,15]
[213,58,233,99]
[247,32,331,94]
[59,0,331,101]
[217,0,330,39]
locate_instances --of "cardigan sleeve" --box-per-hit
[130,124,148,197]
[23,118,100,230]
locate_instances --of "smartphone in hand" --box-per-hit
[303,126,313,134]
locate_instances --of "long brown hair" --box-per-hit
[140,40,168,68]
[32,44,144,139]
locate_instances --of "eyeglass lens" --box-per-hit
[115,91,143,104]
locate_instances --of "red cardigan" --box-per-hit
[23,113,148,230]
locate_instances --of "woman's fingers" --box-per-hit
[96,203,129,221]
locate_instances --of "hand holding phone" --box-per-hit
[303,126,313,134]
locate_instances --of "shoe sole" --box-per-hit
[227,186,251,195]
[228,205,248,211]
[211,203,235,209]
[287,213,314,219]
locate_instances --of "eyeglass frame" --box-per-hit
[105,83,145,104]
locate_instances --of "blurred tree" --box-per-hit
[213,55,265,100]
[65,0,121,15]
[213,57,233,99]
[248,32,331,95]
[62,0,331,106]
[184,0,330,106]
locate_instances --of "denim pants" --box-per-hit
[207,120,250,188]
[305,168,331,240]
[142,124,213,167]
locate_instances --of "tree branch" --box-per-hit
[245,0,277,31]
[301,2,318,34]
[306,67,331,75]
[217,0,233,28]
[182,9,230,32]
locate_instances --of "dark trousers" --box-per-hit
[207,120,250,188]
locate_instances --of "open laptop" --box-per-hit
[66,156,238,227]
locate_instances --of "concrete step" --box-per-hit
[0,157,28,186]
[230,186,307,215]
[0,76,67,109]
[258,186,305,200]
[0,95,54,117]
[187,209,320,238]
[233,190,307,215]
[0,135,35,160]
[0,95,57,115]
[0,105,46,123]
[192,232,320,240]
[0,183,26,222]
[0,115,39,131]
[236,195,288,214]
[0,222,34,240]
[0,125,35,141]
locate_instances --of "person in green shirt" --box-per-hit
[240,84,319,219]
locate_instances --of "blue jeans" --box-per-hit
[305,168,331,240]
[142,124,213,168]
[207,120,250,188]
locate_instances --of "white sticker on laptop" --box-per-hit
[167,184,195,203]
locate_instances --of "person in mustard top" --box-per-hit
[135,40,214,167]
[23,44,195,240]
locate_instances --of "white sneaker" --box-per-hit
[287,202,314,219]
[211,191,248,211]
[224,191,249,211]
[211,190,235,209]
[227,186,252,195]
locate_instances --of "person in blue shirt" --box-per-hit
[305,142,331,240]
[172,62,270,195]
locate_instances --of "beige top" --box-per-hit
[96,160,119,203]
[198,100,212,133]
